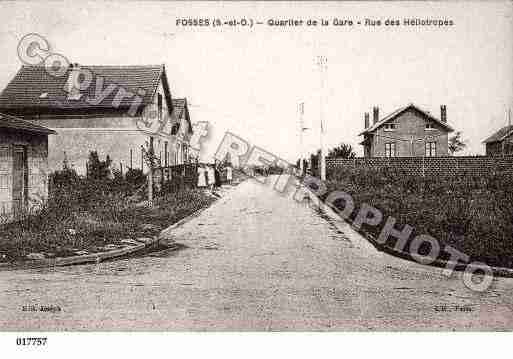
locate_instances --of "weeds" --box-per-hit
[326,166,513,268]
[0,169,214,261]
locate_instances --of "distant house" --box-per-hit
[0,112,55,219]
[359,103,454,158]
[0,64,193,175]
[482,125,513,156]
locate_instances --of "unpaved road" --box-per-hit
[1,178,513,330]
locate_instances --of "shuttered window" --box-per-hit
[385,143,396,157]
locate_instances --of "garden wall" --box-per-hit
[326,155,513,178]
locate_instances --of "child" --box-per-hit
[226,165,233,185]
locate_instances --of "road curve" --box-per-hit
[1,178,512,330]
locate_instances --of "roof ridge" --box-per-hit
[482,124,513,143]
[359,103,453,136]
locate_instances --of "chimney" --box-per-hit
[373,106,379,124]
[440,105,447,123]
[364,112,369,128]
[65,63,83,100]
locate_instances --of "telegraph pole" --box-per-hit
[316,55,327,181]
[298,102,305,175]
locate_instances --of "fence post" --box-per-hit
[422,155,425,178]
[148,138,154,207]
[140,146,144,171]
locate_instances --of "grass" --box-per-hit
[0,178,215,262]
[325,165,513,269]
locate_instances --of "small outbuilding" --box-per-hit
[0,112,56,219]
[482,125,513,156]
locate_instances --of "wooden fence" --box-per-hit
[153,163,198,191]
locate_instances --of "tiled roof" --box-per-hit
[171,98,193,135]
[359,103,454,136]
[0,65,165,112]
[0,112,56,134]
[482,125,513,144]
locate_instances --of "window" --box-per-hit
[383,123,397,131]
[385,143,396,157]
[157,94,163,122]
[425,123,435,130]
[425,142,436,157]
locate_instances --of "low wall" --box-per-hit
[326,155,513,178]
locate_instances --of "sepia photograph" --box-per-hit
[0,0,512,356]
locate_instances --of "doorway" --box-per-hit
[12,145,28,216]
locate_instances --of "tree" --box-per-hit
[310,150,320,177]
[327,143,356,159]
[87,151,112,181]
[448,131,467,155]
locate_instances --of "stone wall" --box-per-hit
[0,130,50,219]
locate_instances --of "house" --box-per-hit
[0,64,193,175]
[482,125,513,156]
[359,103,454,158]
[170,98,194,164]
[0,112,55,219]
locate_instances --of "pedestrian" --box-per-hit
[214,162,221,188]
[206,164,215,191]
[197,164,207,188]
[226,164,233,185]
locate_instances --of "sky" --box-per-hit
[0,1,512,162]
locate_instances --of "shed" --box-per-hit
[0,112,55,219]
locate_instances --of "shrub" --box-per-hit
[125,168,146,187]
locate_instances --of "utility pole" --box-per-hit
[316,55,327,181]
[298,102,308,176]
[298,102,304,175]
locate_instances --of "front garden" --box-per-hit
[0,153,215,263]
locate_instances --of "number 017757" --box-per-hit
[16,337,47,346]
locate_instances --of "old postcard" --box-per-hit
[0,0,512,355]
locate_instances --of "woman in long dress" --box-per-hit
[214,163,221,188]
[206,165,215,190]
[197,165,207,188]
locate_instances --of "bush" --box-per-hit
[50,159,80,189]
[125,168,146,187]
[0,173,214,261]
